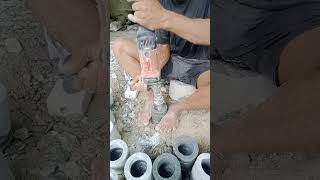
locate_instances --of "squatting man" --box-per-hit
[112,0,210,133]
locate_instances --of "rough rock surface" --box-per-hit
[110,32,210,164]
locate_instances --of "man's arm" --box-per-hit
[163,12,210,46]
[128,0,210,46]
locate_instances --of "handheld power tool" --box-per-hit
[136,26,168,123]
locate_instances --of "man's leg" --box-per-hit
[157,70,210,133]
[112,38,154,125]
[214,27,320,153]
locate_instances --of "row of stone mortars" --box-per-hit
[110,135,210,180]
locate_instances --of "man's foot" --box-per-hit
[138,90,153,126]
[156,110,179,133]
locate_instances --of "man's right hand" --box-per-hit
[127,0,168,30]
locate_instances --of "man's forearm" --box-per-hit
[162,10,210,46]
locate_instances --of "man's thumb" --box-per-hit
[128,14,142,25]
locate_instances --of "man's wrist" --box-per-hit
[160,9,172,30]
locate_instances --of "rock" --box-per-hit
[13,128,30,140]
[160,87,167,93]
[110,21,123,32]
[40,166,56,177]
[32,72,45,82]
[110,88,114,105]
[124,86,138,100]
[47,79,93,116]
[60,161,81,178]
[44,27,71,61]
[5,38,22,53]
[169,80,196,101]
[5,141,25,155]
[127,24,138,31]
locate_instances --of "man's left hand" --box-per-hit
[128,0,168,30]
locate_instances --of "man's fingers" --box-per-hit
[134,11,146,19]
[132,2,146,11]
[127,0,140,2]
[128,14,143,25]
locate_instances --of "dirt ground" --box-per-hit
[1,0,106,179]
[213,60,320,179]
[110,31,210,161]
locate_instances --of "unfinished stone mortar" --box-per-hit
[110,170,119,180]
[124,152,153,180]
[110,139,129,174]
[191,153,210,180]
[173,135,199,172]
[152,153,181,180]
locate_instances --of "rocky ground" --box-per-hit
[110,30,210,161]
[0,0,106,179]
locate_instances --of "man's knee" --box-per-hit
[111,37,131,56]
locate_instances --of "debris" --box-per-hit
[13,128,30,141]
[5,38,22,53]
[5,141,25,155]
[127,24,138,31]
[110,121,121,141]
[110,21,123,32]
[60,161,81,178]
[40,166,57,177]
[124,86,138,99]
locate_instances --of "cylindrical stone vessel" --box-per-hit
[0,83,10,144]
[110,170,119,180]
[152,153,181,180]
[110,120,121,141]
[191,153,210,180]
[124,152,153,180]
[110,139,129,174]
[173,135,199,172]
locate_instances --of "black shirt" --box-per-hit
[156,0,210,60]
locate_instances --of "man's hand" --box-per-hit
[128,0,168,30]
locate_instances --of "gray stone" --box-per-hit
[5,38,22,53]
[47,79,92,116]
[169,80,196,101]
[110,21,123,32]
[13,128,29,141]
[60,161,81,178]
[40,166,56,177]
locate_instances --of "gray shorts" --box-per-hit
[161,55,210,88]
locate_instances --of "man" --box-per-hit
[212,0,320,154]
[112,0,211,133]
